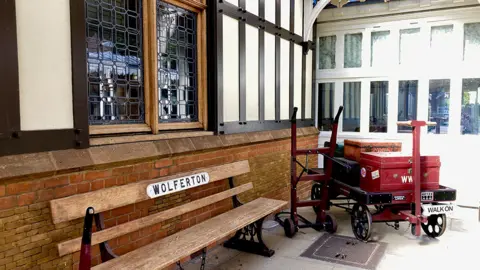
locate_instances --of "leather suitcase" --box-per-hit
[359,152,440,192]
[344,139,402,162]
[332,157,360,187]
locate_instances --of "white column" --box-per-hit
[388,79,399,135]
[335,81,344,131]
[360,79,370,134]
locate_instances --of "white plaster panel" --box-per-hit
[16,0,74,130]
[265,0,276,24]
[225,0,239,6]
[294,44,302,112]
[246,0,259,16]
[281,0,290,30]
[264,32,276,120]
[305,51,313,118]
[245,24,259,121]
[222,15,240,122]
[295,0,303,36]
[280,39,290,120]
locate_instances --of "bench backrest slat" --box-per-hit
[50,161,250,224]
[57,182,253,256]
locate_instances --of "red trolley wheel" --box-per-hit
[283,218,297,238]
[324,213,338,233]
[351,203,372,242]
[421,214,447,238]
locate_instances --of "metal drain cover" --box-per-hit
[300,234,387,269]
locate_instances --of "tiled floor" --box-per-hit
[184,205,479,270]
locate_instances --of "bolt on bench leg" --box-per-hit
[223,217,275,257]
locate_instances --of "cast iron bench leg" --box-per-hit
[222,177,275,257]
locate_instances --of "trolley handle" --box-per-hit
[291,107,298,122]
[396,121,437,127]
[333,106,344,124]
[396,121,412,126]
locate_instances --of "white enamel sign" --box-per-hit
[146,172,210,198]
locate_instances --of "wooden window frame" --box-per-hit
[89,0,207,135]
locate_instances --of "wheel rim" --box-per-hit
[421,214,446,238]
[351,204,372,241]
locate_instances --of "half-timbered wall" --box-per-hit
[209,0,315,134]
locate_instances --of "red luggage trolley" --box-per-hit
[314,120,457,241]
[280,106,457,241]
[275,106,344,238]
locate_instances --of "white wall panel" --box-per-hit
[294,44,302,112]
[265,0,276,24]
[225,0,239,6]
[245,25,259,121]
[16,0,74,131]
[281,0,290,30]
[294,0,303,36]
[246,0,259,16]
[280,39,290,119]
[305,51,313,118]
[264,33,276,120]
[223,15,239,122]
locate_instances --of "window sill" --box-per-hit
[90,131,214,146]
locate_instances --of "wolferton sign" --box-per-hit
[146,172,210,198]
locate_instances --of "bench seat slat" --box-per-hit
[50,161,250,224]
[57,182,254,256]
[92,197,287,270]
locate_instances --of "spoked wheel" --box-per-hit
[351,204,373,242]
[324,213,338,233]
[283,218,297,238]
[421,214,447,238]
[311,183,322,213]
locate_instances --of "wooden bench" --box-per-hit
[50,160,287,269]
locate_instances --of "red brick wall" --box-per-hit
[0,135,318,269]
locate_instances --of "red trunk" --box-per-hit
[359,152,440,192]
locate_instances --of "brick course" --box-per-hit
[0,134,318,269]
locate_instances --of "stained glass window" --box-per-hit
[430,25,454,64]
[86,0,144,125]
[318,83,335,131]
[464,23,480,62]
[428,79,450,134]
[157,1,197,122]
[343,82,361,132]
[461,78,480,135]
[318,36,336,69]
[370,81,388,133]
[398,80,418,133]
[371,31,391,67]
[344,33,362,68]
[399,28,421,65]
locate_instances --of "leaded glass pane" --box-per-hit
[399,28,420,65]
[430,25,454,63]
[398,80,418,133]
[371,31,391,67]
[461,78,480,135]
[343,82,361,132]
[428,79,450,134]
[157,1,197,122]
[86,0,145,125]
[370,81,388,133]
[318,36,336,69]
[318,83,335,131]
[464,23,480,62]
[344,33,362,68]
